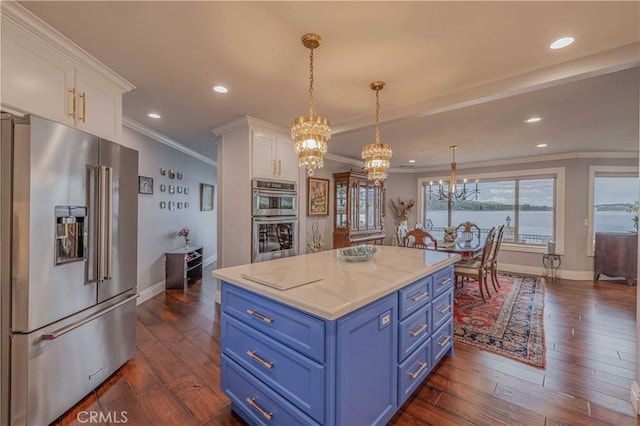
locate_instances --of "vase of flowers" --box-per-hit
[444,226,456,243]
[177,226,191,248]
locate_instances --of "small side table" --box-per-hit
[542,253,561,282]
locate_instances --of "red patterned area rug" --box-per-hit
[453,273,546,368]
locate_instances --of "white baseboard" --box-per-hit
[631,381,640,415]
[137,279,165,305]
[499,262,594,281]
[204,254,217,267]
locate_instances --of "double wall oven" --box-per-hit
[252,179,298,262]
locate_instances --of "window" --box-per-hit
[587,166,639,255]
[418,167,565,253]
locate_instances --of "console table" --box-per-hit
[166,246,203,289]
[594,232,637,285]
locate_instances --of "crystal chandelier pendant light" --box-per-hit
[361,81,392,186]
[291,33,332,177]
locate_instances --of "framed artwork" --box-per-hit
[307,177,329,216]
[138,176,153,194]
[200,183,214,211]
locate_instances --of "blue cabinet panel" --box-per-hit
[397,338,432,405]
[398,303,431,362]
[222,355,320,426]
[222,282,325,362]
[398,275,433,320]
[222,315,325,423]
[432,318,454,366]
[336,293,398,426]
[433,265,454,297]
[432,290,453,331]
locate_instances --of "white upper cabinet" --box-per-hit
[251,129,299,184]
[0,2,134,141]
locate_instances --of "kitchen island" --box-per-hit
[213,246,459,426]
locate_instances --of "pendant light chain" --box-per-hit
[308,48,315,117]
[375,87,381,145]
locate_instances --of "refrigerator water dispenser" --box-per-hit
[55,206,87,265]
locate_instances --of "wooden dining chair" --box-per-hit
[454,226,495,302]
[456,221,481,241]
[403,229,438,250]
[486,225,506,292]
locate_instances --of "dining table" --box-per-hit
[434,236,487,259]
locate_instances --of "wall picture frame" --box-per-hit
[138,176,153,194]
[200,183,214,211]
[307,177,329,216]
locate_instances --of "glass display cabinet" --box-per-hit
[333,171,386,248]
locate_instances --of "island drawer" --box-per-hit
[398,303,431,362]
[398,275,433,320]
[432,318,454,366]
[432,290,453,331]
[433,265,454,297]
[222,355,320,426]
[222,283,325,362]
[397,338,432,405]
[222,315,325,423]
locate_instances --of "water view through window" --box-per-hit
[422,178,555,245]
[593,176,638,234]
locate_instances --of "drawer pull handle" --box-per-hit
[409,324,428,337]
[247,309,273,324]
[438,304,452,314]
[246,397,273,421]
[408,362,428,379]
[410,291,429,302]
[246,350,273,369]
[439,277,452,286]
[438,335,452,347]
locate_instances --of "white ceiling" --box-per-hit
[19,1,640,168]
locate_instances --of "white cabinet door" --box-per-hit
[277,136,299,183]
[75,69,121,141]
[252,131,277,179]
[1,22,74,125]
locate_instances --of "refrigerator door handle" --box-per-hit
[105,166,113,280]
[98,166,106,282]
[86,166,100,283]
[41,293,138,341]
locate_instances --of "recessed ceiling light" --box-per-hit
[211,85,228,94]
[536,143,548,148]
[148,113,161,119]
[408,160,416,163]
[550,37,574,50]
[524,116,543,123]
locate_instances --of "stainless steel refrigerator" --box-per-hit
[0,114,138,425]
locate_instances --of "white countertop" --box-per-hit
[212,246,460,320]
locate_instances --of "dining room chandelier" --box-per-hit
[428,145,479,201]
[291,33,331,177]
[361,81,392,186]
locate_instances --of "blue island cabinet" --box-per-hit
[220,265,454,426]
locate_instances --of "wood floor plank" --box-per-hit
[51,268,638,426]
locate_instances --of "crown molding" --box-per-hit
[123,117,217,167]
[211,115,290,137]
[325,153,364,167]
[388,151,639,174]
[1,0,135,93]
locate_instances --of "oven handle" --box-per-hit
[253,216,297,223]
[253,189,297,197]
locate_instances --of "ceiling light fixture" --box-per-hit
[291,33,331,177]
[361,81,392,186]
[525,116,543,123]
[537,143,548,148]
[148,113,161,119]
[212,85,228,94]
[550,36,574,50]
[409,160,416,163]
[427,145,478,201]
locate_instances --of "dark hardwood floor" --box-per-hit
[53,268,638,425]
